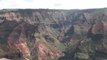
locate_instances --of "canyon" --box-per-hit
[0,8,107,60]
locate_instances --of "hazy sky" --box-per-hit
[0,0,107,9]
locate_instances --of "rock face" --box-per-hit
[0,8,107,60]
[0,58,10,60]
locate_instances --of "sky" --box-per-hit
[0,0,107,9]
